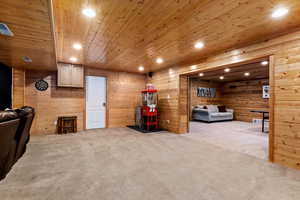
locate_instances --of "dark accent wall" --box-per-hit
[0,63,12,110]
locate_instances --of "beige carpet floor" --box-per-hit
[1,127,300,200]
[188,121,268,159]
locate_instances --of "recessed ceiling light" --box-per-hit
[70,57,77,62]
[199,73,204,77]
[244,72,250,76]
[73,43,82,50]
[138,66,144,71]
[82,8,96,18]
[271,7,289,18]
[191,65,197,70]
[224,68,231,72]
[156,58,164,64]
[194,42,205,49]
[219,76,224,80]
[261,61,269,66]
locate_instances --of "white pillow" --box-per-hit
[207,105,218,112]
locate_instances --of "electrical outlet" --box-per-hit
[54,120,57,125]
[167,94,170,99]
[166,120,170,124]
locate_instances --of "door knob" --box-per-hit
[102,102,106,107]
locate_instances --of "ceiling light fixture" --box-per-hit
[156,58,164,64]
[191,65,197,70]
[82,8,96,18]
[73,43,82,50]
[138,66,144,71]
[194,42,205,49]
[224,68,231,72]
[244,72,250,76]
[70,57,77,62]
[219,76,224,80]
[261,61,269,66]
[271,7,289,18]
[199,73,204,77]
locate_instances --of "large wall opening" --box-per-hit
[179,57,275,161]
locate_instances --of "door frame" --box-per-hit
[179,55,275,162]
[84,75,109,129]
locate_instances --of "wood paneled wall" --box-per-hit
[220,79,269,122]
[25,70,85,135]
[190,79,222,110]
[178,75,189,133]
[189,79,269,122]
[85,68,146,128]
[150,70,179,133]
[12,68,25,108]
[150,30,300,170]
[12,68,146,135]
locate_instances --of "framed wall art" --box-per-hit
[197,87,216,98]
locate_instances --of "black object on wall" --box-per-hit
[0,63,12,110]
[197,87,217,98]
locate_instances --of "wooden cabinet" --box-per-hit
[71,65,84,87]
[57,63,84,87]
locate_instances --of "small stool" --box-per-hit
[57,116,77,134]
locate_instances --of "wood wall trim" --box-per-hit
[12,68,25,108]
[268,55,275,162]
[83,68,86,130]
[187,76,191,132]
[47,0,58,68]
[178,75,189,133]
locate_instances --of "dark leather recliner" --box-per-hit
[15,106,35,161]
[0,106,35,181]
[0,110,20,180]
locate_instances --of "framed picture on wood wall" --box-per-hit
[197,87,216,98]
[262,85,270,99]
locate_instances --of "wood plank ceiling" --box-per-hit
[1,0,300,72]
[53,0,300,73]
[0,0,56,70]
[190,60,269,83]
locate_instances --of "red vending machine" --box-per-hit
[141,85,158,131]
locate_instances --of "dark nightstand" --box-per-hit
[57,116,77,134]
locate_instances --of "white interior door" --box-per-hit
[86,76,107,129]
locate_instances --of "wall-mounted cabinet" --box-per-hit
[57,63,84,88]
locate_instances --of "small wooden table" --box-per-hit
[250,110,269,132]
[57,116,77,134]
